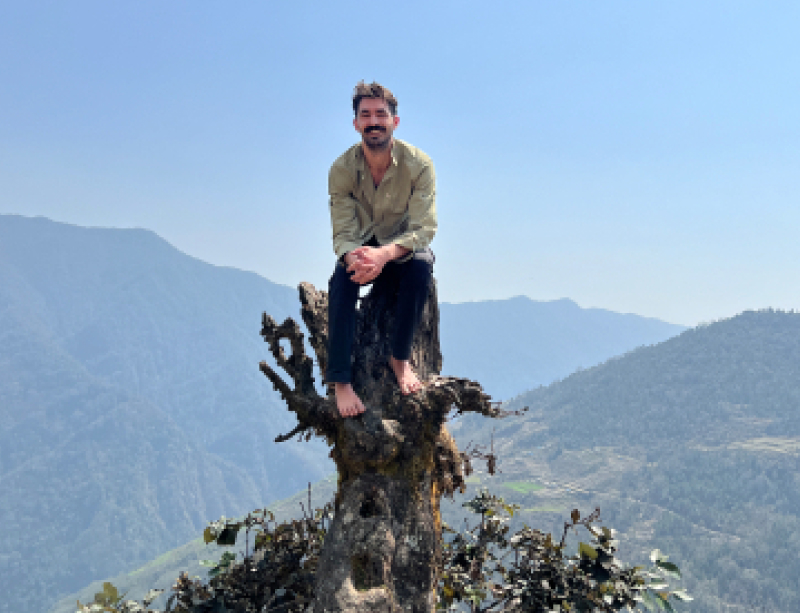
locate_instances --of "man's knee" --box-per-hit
[329,262,359,294]
[403,257,433,291]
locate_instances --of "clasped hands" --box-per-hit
[345,246,390,285]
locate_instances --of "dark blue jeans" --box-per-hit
[326,247,433,384]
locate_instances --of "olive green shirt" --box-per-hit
[328,139,437,259]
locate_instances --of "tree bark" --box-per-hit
[260,278,499,613]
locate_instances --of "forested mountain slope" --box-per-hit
[452,309,800,612]
[0,215,329,613]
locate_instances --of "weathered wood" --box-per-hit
[260,277,500,612]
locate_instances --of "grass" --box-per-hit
[502,481,545,494]
[728,437,800,455]
[522,506,564,513]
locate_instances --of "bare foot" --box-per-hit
[334,383,366,418]
[389,356,423,395]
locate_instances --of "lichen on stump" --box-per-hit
[260,277,501,613]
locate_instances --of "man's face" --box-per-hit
[354,98,399,151]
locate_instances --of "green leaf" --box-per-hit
[143,589,164,607]
[219,551,237,566]
[658,592,675,612]
[93,582,126,607]
[671,589,694,602]
[640,590,660,611]
[203,526,216,544]
[655,560,681,579]
[578,542,598,560]
[217,526,239,546]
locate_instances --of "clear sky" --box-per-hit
[2,1,799,325]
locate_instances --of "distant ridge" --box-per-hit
[439,293,684,400]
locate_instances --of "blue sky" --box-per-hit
[2,1,799,325]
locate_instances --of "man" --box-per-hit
[327,81,437,418]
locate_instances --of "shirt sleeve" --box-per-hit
[328,161,363,259]
[392,160,437,252]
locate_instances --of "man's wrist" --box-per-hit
[383,244,410,262]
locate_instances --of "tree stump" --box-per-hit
[260,277,500,613]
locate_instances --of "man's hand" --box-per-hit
[345,248,383,284]
[345,245,407,285]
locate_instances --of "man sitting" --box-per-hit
[326,81,437,418]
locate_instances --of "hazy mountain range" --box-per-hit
[53,306,800,613]
[0,214,685,613]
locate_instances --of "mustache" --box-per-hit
[366,126,386,133]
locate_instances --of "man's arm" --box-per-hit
[391,161,437,253]
[329,161,363,259]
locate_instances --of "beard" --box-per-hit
[363,127,392,151]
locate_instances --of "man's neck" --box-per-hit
[361,139,393,175]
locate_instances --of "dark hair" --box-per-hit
[352,81,398,116]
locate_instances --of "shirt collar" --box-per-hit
[355,139,399,168]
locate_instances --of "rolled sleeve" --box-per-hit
[328,163,364,258]
[392,162,437,252]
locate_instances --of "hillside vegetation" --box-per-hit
[453,309,800,612]
[0,216,329,613]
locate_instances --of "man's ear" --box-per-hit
[353,117,359,132]
[393,115,400,129]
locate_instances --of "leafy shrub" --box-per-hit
[77,490,689,612]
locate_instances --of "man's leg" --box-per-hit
[326,262,365,417]
[388,255,433,394]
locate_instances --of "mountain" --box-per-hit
[439,296,683,400]
[0,214,684,612]
[0,215,331,613]
[449,309,800,612]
